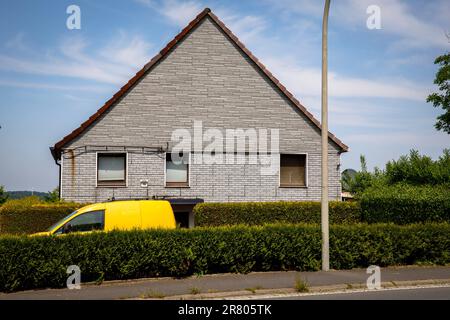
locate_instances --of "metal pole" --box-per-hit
[321,0,331,271]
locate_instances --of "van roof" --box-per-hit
[106,197,204,205]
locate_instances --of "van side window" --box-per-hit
[62,210,105,233]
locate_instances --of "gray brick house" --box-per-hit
[50,8,348,227]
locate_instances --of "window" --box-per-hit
[280,154,307,187]
[166,152,189,187]
[47,210,78,232]
[59,210,105,234]
[97,153,126,187]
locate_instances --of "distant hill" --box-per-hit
[6,191,48,200]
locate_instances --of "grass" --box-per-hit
[139,290,165,299]
[294,277,309,293]
[190,287,201,295]
[245,286,263,294]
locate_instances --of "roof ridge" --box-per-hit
[52,7,348,158]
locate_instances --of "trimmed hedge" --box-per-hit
[0,198,84,234]
[360,184,450,224]
[194,201,361,226]
[1,223,449,292]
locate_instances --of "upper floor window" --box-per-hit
[279,154,307,187]
[166,152,189,187]
[97,153,126,187]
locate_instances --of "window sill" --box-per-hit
[165,185,190,188]
[279,185,308,189]
[96,185,127,188]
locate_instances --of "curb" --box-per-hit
[139,278,450,300]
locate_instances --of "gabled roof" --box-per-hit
[51,8,348,160]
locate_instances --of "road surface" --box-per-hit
[263,285,450,300]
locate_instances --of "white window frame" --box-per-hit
[278,153,308,188]
[164,152,191,188]
[95,151,128,188]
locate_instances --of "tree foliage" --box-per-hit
[341,155,384,194]
[44,187,60,203]
[342,150,450,195]
[427,53,450,134]
[385,149,450,186]
[0,186,8,206]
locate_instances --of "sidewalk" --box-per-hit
[1,265,449,300]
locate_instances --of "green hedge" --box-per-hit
[1,223,449,292]
[360,184,450,224]
[0,198,84,234]
[194,201,361,226]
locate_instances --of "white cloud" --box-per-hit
[215,9,267,43]
[338,0,448,49]
[268,0,450,49]
[264,0,323,17]
[135,0,268,44]
[163,0,203,26]
[344,131,450,149]
[135,0,203,27]
[99,31,153,69]
[0,79,110,92]
[0,32,153,85]
[261,56,430,101]
[5,32,27,51]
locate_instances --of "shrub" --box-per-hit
[385,149,450,186]
[1,223,449,292]
[0,197,84,234]
[359,184,450,224]
[194,201,361,226]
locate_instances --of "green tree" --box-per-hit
[0,185,8,205]
[342,155,384,194]
[427,53,450,134]
[385,149,450,186]
[44,187,60,203]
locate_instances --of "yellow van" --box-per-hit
[33,200,176,236]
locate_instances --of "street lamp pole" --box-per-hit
[321,0,331,271]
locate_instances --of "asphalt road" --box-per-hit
[268,285,450,300]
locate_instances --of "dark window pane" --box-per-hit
[64,210,105,233]
[280,154,306,186]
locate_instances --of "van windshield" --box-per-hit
[46,210,79,232]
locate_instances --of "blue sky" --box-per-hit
[0,0,449,192]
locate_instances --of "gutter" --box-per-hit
[49,147,61,199]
